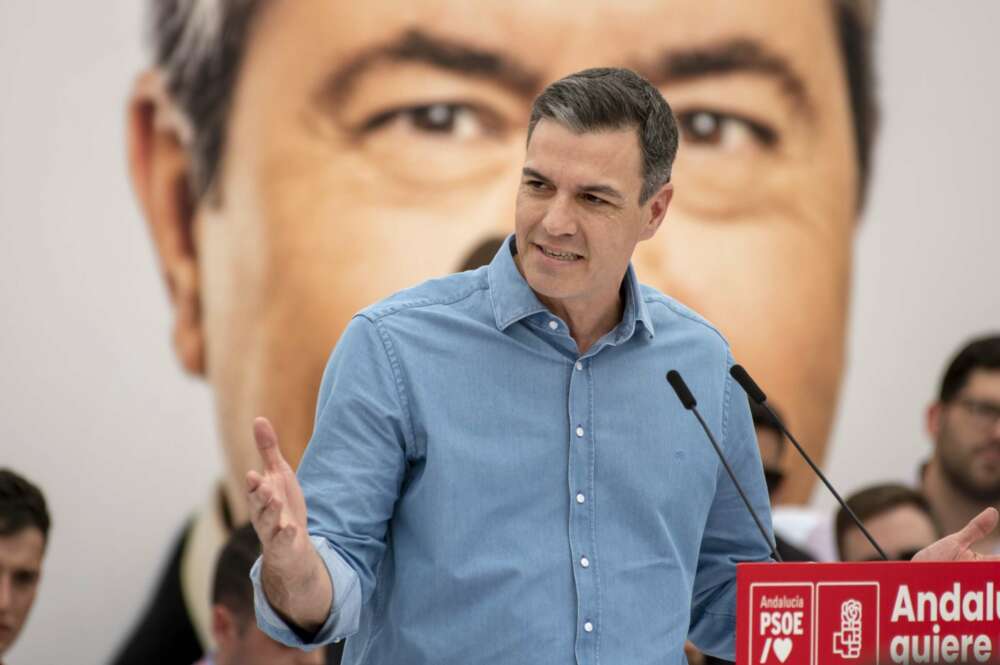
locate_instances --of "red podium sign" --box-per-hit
[737,561,1000,665]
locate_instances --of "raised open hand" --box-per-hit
[246,417,311,574]
[913,508,1000,562]
[246,417,333,631]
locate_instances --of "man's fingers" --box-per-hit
[957,507,999,548]
[254,494,285,542]
[246,470,263,492]
[249,482,273,511]
[253,416,285,472]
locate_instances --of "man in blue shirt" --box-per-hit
[244,68,998,664]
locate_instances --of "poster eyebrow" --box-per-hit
[640,37,813,113]
[320,28,543,104]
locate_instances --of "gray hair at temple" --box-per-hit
[147,0,880,206]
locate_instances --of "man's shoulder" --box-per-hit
[639,283,730,349]
[357,268,491,324]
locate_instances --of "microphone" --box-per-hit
[665,370,782,562]
[728,364,889,561]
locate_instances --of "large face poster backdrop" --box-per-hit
[1,1,997,661]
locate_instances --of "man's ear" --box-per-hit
[640,182,674,241]
[211,604,239,651]
[127,69,205,375]
[927,401,943,439]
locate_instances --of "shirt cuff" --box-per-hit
[250,535,362,648]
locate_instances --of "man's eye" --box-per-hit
[362,103,490,140]
[677,110,777,150]
[581,193,607,205]
[13,571,38,587]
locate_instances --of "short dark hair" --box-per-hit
[938,335,1000,403]
[835,483,934,559]
[527,68,678,204]
[0,468,50,542]
[212,522,260,621]
[147,1,879,207]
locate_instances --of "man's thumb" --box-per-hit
[253,417,284,471]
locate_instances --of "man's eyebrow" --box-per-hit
[580,184,625,202]
[522,168,625,202]
[521,167,551,183]
[642,38,812,110]
[323,28,542,103]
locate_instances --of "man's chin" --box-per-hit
[524,276,577,304]
[959,477,1000,503]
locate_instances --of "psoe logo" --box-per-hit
[750,583,813,665]
[833,599,863,659]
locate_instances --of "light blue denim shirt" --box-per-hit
[251,235,774,664]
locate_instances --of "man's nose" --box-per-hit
[541,195,578,236]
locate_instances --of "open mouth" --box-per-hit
[537,243,582,262]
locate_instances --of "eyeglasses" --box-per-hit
[955,397,1000,431]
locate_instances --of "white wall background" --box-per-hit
[0,2,997,662]
[0,4,221,662]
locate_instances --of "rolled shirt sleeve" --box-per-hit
[250,536,362,647]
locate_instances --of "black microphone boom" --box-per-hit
[728,364,889,562]
[665,370,782,563]
[729,364,766,404]
[665,370,697,409]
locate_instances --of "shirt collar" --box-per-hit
[487,235,655,339]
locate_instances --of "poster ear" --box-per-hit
[126,70,205,375]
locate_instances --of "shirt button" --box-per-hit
[575,361,583,371]
[548,320,558,330]
[584,621,594,633]
[576,426,584,438]
[576,493,585,504]
[580,556,590,568]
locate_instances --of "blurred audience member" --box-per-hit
[836,483,939,561]
[750,401,814,562]
[194,523,327,665]
[921,335,1000,553]
[0,469,50,664]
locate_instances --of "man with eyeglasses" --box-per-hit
[922,335,1000,553]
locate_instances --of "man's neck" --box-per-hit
[923,461,1000,553]
[512,252,627,354]
[538,291,623,355]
